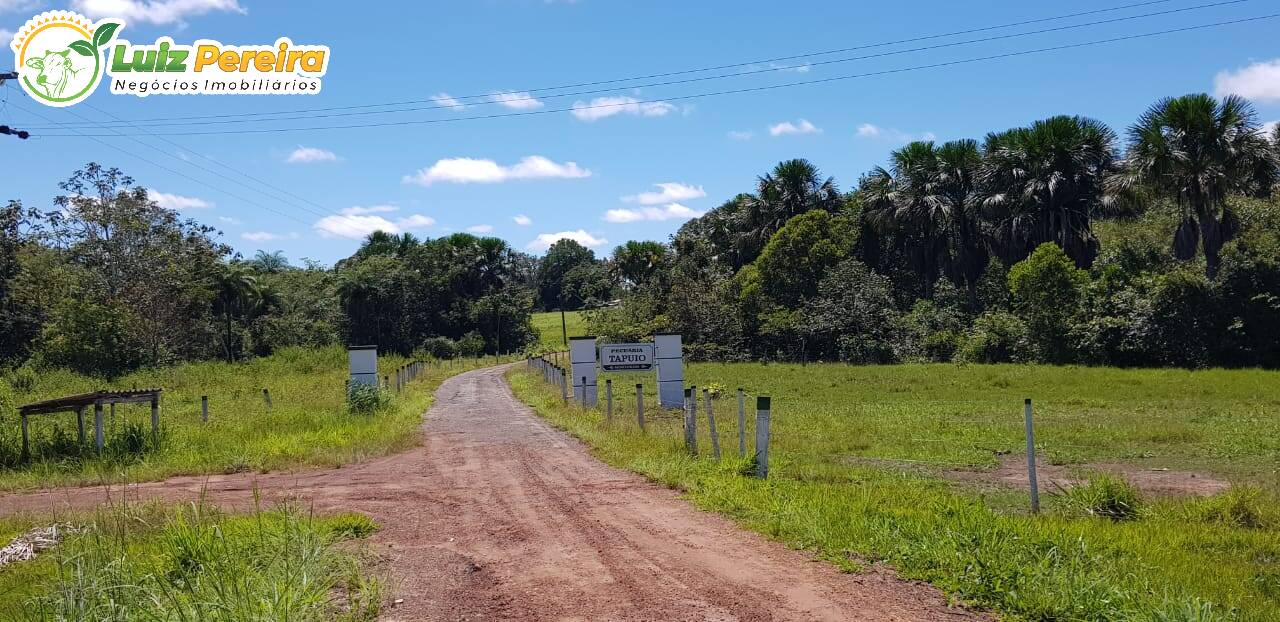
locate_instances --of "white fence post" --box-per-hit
[755,396,771,479]
[1025,398,1040,514]
[704,388,720,460]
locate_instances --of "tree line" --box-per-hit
[0,163,540,378]
[581,93,1280,368]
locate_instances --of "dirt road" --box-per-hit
[2,365,978,621]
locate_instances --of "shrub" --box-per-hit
[954,311,1030,363]
[1008,243,1090,362]
[1059,473,1143,520]
[325,512,379,540]
[418,336,459,360]
[456,331,485,358]
[1196,486,1277,529]
[345,382,388,415]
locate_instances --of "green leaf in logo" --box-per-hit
[92,22,120,48]
[68,40,95,57]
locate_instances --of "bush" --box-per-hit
[1058,473,1143,520]
[418,336,459,360]
[456,331,485,358]
[1196,486,1277,529]
[1008,243,1090,362]
[345,382,388,415]
[954,311,1030,363]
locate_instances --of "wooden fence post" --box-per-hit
[262,388,272,409]
[1024,398,1040,514]
[94,401,105,451]
[683,387,697,456]
[76,406,85,445]
[150,397,160,442]
[755,396,771,479]
[737,388,746,457]
[605,379,613,422]
[201,395,209,422]
[636,383,645,431]
[20,413,29,461]
[704,388,720,460]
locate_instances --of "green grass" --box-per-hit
[0,501,381,621]
[509,362,1280,621]
[0,347,513,491]
[532,310,585,351]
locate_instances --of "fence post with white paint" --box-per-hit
[754,396,771,479]
[704,388,720,460]
[636,383,645,431]
[1024,398,1040,514]
[683,387,697,455]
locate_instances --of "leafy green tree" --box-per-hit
[981,116,1118,268]
[249,250,289,273]
[801,259,900,363]
[1007,243,1090,362]
[735,160,842,265]
[535,239,598,310]
[1115,94,1277,279]
[610,240,669,289]
[0,201,43,367]
[753,210,855,308]
[212,263,262,362]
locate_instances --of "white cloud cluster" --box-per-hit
[313,206,436,239]
[623,182,706,206]
[513,214,533,226]
[526,229,608,251]
[488,91,544,110]
[603,203,703,223]
[466,224,493,233]
[570,96,676,122]
[72,0,245,26]
[769,119,821,136]
[727,130,754,141]
[242,231,299,242]
[402,156,591,186]
[1214,59,1280,103]
[286,146,338,164]
[856,123,935,142]
[148,189,212,210]
[431,93,467,111]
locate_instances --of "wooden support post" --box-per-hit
[20,413,29,461]
[704,388,720,460]
[636,383,645,431]
[94,401,104,451]
[737,388,746,457]
[262,388,272,409]
[201,395,209,422]
[605,379,613,422]
[150,397,159,442]
[1024,398,1040,514]
[580,376,587,408]
[755,396,771,479]
[76,406,85,445]
[683,387,697,456]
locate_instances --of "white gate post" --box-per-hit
[569,336,598,407]
[347,346,379,387]
[654,334,684,409]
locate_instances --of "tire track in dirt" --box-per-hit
[1,364,983,621]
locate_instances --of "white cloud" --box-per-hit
[313,211,434,239]
[513,214,532,226]
[769,119,821,136]
[570,96,677,122]
[285,146,338,164]
[526,229,608,251]
[148,189,212,210]
[1214,59,1280,103]
[0,1,41,13]
[341,205,398,215]
[72,0,245,26]
[727,130,754,140]
[466,224,494,233]
[217,216,242,225]
[488,91,543,110]
[431,92,467,111]
[242,231,299,242]
[603,203,704,223]
[623,182,706,206]
[856,123,933,143]
[402,155,591,186]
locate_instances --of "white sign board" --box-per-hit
[600,343,655,372]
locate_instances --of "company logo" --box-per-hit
[10,11,121,107]
[8,10,330,107]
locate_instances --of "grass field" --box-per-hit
[531,310,585,351]
[510,362,1280,621]
[0,347,513,491]
[0,501,380,620]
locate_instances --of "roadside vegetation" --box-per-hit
[0,501,380,621]
[509,363,1280,621]
[0,346,509,491]
[531,310,585,351]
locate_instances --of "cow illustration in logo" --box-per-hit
[9,11,121,107]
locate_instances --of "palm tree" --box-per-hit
[861,140,987,301]
[736,159,842,264]
[250,250,289,273]
[1115,94,1277,279]
[213,264,262,362]
[980,115,1118,268]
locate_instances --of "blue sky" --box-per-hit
[2,0,1278,265]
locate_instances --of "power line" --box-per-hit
[9,98,317,227]
[28,0,1238,128]
[31,13,1279,138]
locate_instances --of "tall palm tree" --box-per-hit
[861,140,987,301]
[250,250,289,273]
[1115,94,1277,279]
[213,263,262,362]
[980,115,1118,268]
[736,159,842,264]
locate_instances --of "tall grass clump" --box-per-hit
[1058,473,1144,520]
[0,502,381,622]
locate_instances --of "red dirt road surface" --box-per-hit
[2,365,981,621]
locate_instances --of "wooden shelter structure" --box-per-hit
[17,389,162,459]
